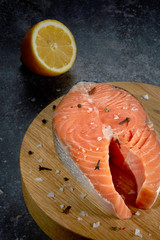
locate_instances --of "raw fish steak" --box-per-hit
[53,82,160,219]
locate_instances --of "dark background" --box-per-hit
[0,0,160,239]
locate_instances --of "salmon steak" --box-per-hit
[53,82,160,219]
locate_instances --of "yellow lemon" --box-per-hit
[21,19,77,76]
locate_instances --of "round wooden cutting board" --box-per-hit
[20,82,160,240]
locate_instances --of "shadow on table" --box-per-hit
[19,64,77,108]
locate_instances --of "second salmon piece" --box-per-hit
[53,82,160,219]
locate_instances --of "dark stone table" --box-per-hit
[0,1,160,239]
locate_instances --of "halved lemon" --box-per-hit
[21,19,77,76]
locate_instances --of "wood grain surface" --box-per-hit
[20,82,160,240]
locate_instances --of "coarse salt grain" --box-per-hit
[92,221,100,228]
[37,143,42,148]
[77,217,83,221]
[128,189,136,195]
[35,177,43,182]
[79,211,88,217]
[30,97,36,102]
[47,192,54,198]
[63,183,71,187]
[80,193,87,199]
[37,158,43,163]
[148,233,152,237]
[135,211,141,216]
[87,107,93,113]
[60,204,64,209]
[29,169,32,174]
[135,229,142,238]
[70,187,74,192]
[0,189,3,195]
[56,88,61,92]
[97,137,102,141]
[131,107,138,111]
[141,94,149,100]
[55,170,60,174]
[114,114,119,119]
[60,187,64,192]
[121,194,125,200]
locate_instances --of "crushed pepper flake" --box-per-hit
[63,206,71,214]
[120,227,125,230]
[112,226,118,231]
[111,226,125,231]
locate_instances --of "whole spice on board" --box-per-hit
[28,150,34,155]
[42,119,47,124]
[39,165,52,171]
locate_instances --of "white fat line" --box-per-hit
[141,138,159,157]
[76,134,102,149]
[81,167,108,171]
[146,162,160,176]
[144,152,160,166]
[86,173,110,177]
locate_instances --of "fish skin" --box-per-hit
[53,82,160,219]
